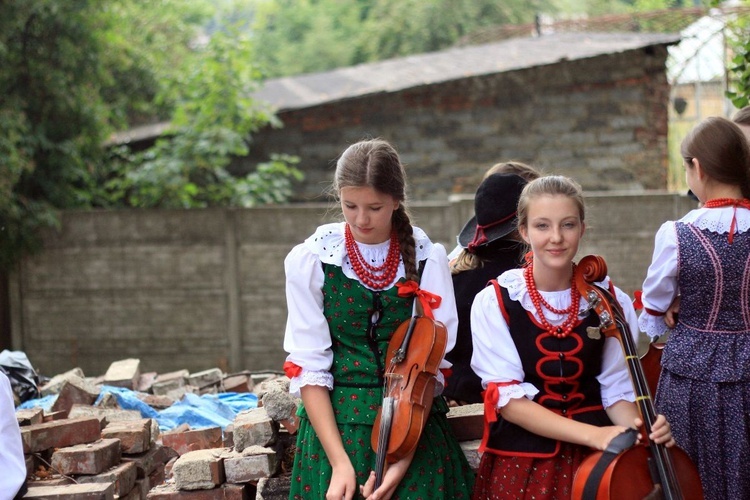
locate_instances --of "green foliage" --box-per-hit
[93,27,301,209]
[249,0,547,77]
[725,7,750,110]
[0,0,302,272]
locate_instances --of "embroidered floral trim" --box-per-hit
[303,222,434,289]
[680,206,750,234]
[288,369,334,398]
[637,311,671,340]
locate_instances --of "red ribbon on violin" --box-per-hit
[371,280,448,489]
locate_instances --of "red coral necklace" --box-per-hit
[345,224,400,289]
[523,262,580,339]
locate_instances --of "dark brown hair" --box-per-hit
[681,116,750,199]
[334,139,418,281]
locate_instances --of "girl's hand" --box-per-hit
[360,449,415,500]
[589,424,634,451]
[327,461,357,500]
[638,414,675,447]
[665,296,680,328]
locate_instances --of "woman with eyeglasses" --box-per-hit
[282,139,474,500]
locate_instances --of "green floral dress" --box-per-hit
[289,265,475,499]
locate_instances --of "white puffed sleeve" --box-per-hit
[282,243,334,396]
[598,286,638,407]
[470,285,540,408]
[638,221,678,340]
[419,241,459,370]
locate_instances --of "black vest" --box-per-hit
[483,282,613,457]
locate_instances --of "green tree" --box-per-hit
[725,5,750,109]
[248,0,548,78]
[1,1,112,271]
[1,0,301,273]
[100,27,301,209]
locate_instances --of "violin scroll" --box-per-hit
[577,255,608,284]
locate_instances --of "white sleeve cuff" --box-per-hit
[496,382,539,408]
[288,369,334,398]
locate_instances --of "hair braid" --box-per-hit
[393,206,418,281]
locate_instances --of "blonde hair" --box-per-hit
[516,175,585,231]
[483,161,541,183]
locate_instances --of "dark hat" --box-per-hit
[457,173,528,251]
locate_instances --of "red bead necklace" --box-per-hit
[344,224,401,289]
[523,262,580,339]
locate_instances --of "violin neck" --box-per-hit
[616,318,659,432]
[615,317,684,500]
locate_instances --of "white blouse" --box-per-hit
[471,268,638,409]
[638,206,750,339]
[0,372,26,497]
[283,222,458,397]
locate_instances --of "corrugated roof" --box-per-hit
[253,32,681,111]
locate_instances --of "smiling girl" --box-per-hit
[469,175,674,499]
[282,139,474,500]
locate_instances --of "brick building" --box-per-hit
[240,32,679,201]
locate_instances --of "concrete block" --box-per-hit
[50,438,121,475]
[50,379,100,417]
[255,474,291,500]
[171,448,227,491]
[446,403,484,442]
[40,367,86,397]
[223,446,278,483]
[104,359,141,390]
[101,418,152,454]
[21,417,102,453]
[121,444,177,479]
[188,368,223,389]
[137,371,159,393]
[135,393,175,409]
[16,407,44,426]
[162,426,223,456]
[22,482,114,499]
[147,483,249,499]
[232,408,278,452]
[68,404,143,424]
[76,461,137,497]
[152,370,188,395]
[222,375,251,393]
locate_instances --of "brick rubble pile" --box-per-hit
[16,358,482,499]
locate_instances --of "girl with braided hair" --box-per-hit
[282,139,474,500]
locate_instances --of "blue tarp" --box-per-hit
[18,385,258,432]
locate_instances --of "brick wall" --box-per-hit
[240,46,671,202]
[8,192,694,378]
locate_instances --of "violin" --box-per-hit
[571,256,703,500]
[370,301,448,488]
